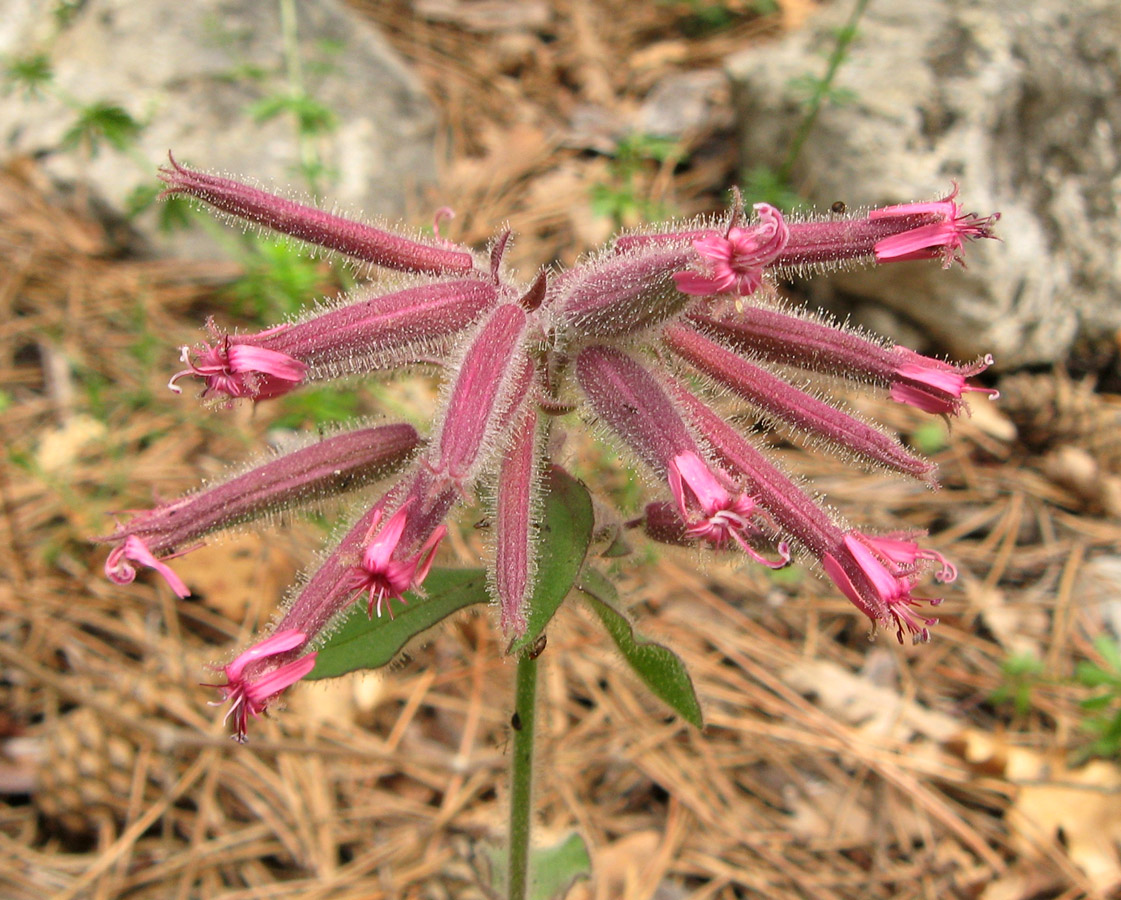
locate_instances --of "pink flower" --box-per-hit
[871,186,1000,268]
[673,203,789,296]
[101,158,1005,736]
[687,309,997,419]
[168,338,307,401]
[206,630,317,743]
[344,501,446,619]
[104,535,191,598]
[822,533,952,644]
[668,452,790,567]
[890,352,1000,415]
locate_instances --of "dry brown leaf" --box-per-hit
[172,530,301,621]
[951,729,1121,893]
[965,392,1018,443]
[782,657,959,742]
[968,582,1046,658]
[35,415,107,473]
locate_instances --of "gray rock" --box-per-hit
[727,0,1121,369]
[0,0,438,257]
[636,69,731,139]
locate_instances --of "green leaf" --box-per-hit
[910,421,948,455]
[579,567,704,728]
[1080,694,1114,712]
[484,832,592,900]
[598,524,633,559]
[1076,662,1114,688]
[1092,636,1121,673]
[225,234,326,319]
[274,384,362,429]
[249,93,337,135]
[528,832,591,899]
[507,465,595,656]
[125,184,194,232]
[307,567,489,679]
[62,102,143,155]
[3,53,53,98]
[741,165,804,213]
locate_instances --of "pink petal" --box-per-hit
[245,652,318,704]
[673,270,726,296]
[121,536,191,598]
[227,344,308,383]
[225,630,308,681]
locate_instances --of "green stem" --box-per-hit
[508,648,539,900]
[277,0,321,197]
[778,0,870,183]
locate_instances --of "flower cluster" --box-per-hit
[99,157,998,740]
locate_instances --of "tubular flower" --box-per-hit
[344,501,447,619]
[199,280,499,388]
[673,203,789,296]
[889,350,1000,415]
[687,307,998,417]
[672,380,951,644]
[100,158,1000,736]
[205,631,318,743]
[575,346,785,567]
[104,535,192,598]
[169,338,308,401]
[97,423,420,594]
[822,533,952,644]
[668,452,789,567]
[870,186,1001,267]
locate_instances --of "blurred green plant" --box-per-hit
[990,652,1046,718]
[1075,636,1121,759]
[52,0,83,27]
[590,133,683,230]
[273,384,363,430]
[62,101,144,157]
[742,0,869,210]
[910,420,949,456]
[2,51,145,159]
[2,51,53,98]
[224,235,329,321]
[657,0,778,36]
[989,640,1121,761]
[125,182,194,233]
[0,2,351,435]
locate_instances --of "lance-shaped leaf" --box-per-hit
[306,567,490,679]
[506,465,594,656]
[578,567,703,729]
